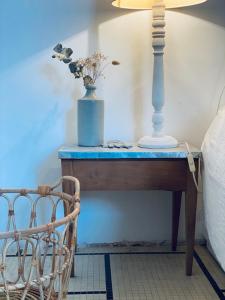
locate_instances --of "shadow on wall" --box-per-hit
[170,0,225,28]
[0,0,127,73]
[0,0,223,243]
[37,149,61,184]
[1,0,223,73]
[64,3,103,145]
[1,0,223,169]
[28,0,225,184]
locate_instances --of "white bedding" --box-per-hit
[202,108,225,271]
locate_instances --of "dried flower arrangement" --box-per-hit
[52,44,120,87]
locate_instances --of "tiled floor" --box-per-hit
[2,245,225,299]
[68,245,225,300]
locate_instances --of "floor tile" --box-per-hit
[69,255,105,292]
[110,252,219,300]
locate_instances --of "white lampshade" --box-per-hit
[112,0,207,9]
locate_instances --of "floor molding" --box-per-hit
[76,251,185,256]
[68,291,106,295]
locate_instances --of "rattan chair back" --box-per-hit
[0,176,80,300]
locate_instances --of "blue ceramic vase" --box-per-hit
[77,85,104,147]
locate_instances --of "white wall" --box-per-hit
[0,0,225,244]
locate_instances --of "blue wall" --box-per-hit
[1,0,225,244]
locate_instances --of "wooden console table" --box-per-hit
[58,145,201,276]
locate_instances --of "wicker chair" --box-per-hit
[0,176,80,300]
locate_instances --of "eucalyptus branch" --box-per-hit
[52,44,120,87]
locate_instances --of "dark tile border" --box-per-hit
[105,254,113,300]
[194,251,225,300]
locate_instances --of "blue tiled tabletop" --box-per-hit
[58,144,201,160]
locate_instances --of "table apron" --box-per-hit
[61,159,190,191]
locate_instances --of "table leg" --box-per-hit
[185,168,198,276]
[171,191,182,251]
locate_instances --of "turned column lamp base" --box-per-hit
[112,0,208,150]
[138,135,178,149]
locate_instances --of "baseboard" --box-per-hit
[78,239,207,249]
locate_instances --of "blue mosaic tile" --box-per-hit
[58,145,201,160]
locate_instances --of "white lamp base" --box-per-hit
[138,135,178,149]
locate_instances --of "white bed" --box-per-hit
[202,107,225,271]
